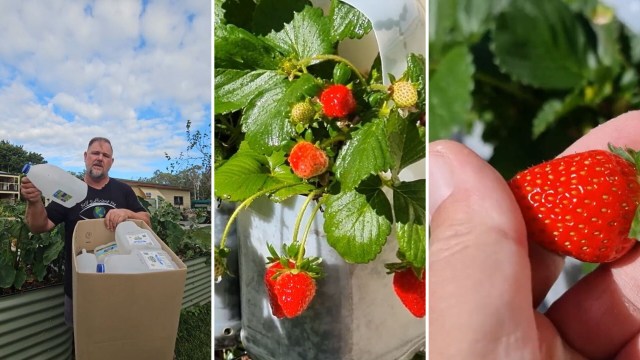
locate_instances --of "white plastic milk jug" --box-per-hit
[22,163,88,208]
[115,221,161,254]
[103,249,178,273]
[76,249,98,273]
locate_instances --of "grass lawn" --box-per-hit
[175,303,211,360]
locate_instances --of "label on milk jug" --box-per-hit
[126,232,154,247]
[53,189,72,202]
[139,250,175,270]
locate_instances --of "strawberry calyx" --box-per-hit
[384,261,424,279]
[608,143,640,241]
[266,243,323,280]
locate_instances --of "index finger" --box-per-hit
[542,110,640,359]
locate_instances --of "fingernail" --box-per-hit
[429,149,454,218]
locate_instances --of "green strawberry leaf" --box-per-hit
[241,74,320,154]
[265,6,334,61]
[214,69,284,114]
[215,24,282,70]
[387,110,425,176]
[324,176,393,263]
[429,45,474,141]
[393,180,426,267]
[334,119,392,190]
[214,143,312,202]
[252,0,310,36]
[214,144,270,201]
[393,180,425,226]
[532,99,564,139]
[330,0,373,41]
[492,0,592,90]
[455,0,510,40]
[219,0,256,31]
[396,222,426,268]
[243,73,321,154]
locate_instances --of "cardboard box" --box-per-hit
[72,219,187,360]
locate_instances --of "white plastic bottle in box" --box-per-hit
[103,249,178,273]
[22,163,88,208]
[76,249,98,273]
[115,221,161,254]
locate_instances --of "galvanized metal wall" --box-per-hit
[182,256,211,308]
[0,285,73,360]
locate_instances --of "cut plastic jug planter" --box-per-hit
[237,195,425,360]
[214,202,242,349]
[234,1,426,358]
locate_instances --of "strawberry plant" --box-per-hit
[215,0,426,318]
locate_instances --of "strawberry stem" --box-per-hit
[296,196,326,265]
[219,183,299,250]
[311,54,366,84]
[369,83,388,92]
[292,190,322,244]
[320,134,347,148]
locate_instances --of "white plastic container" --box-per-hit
[115,221,161,254]
[103,249,178,274]
[76,249,98,273]
[22,163,88,208]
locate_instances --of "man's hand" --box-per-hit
[20,176,43,204]
[104,208,132,231]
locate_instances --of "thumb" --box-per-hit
[429,140,537,357]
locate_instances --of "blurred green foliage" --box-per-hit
[429,0,640,177]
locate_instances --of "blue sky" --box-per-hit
[0,0,211,180]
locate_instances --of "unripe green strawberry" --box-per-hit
[290,101,315,124]
[391,81,418,108]
[509,144,640,263]
[288,141,329,179]
[319,84,356,118]
[392,267,425,318]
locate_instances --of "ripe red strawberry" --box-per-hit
[319,84,356,118]
[273,270,317,318]
[264,243,322,319]
[392,267,425,318]
[265,261,291,319]
[509,145,640,263]
[288,141,329,179]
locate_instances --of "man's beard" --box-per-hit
[88,167,106,180]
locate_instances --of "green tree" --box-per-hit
[139,166,211,200]
[0,140,46,173]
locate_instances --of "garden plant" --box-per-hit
[214,0,426,320]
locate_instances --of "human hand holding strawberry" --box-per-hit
[430,111,640,359]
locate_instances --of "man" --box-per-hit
[20,137,151,327]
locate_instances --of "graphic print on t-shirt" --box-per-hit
[79,198,117,219]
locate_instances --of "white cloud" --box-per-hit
[0,0,211,178]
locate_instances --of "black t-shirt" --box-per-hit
[46,178,147,297]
